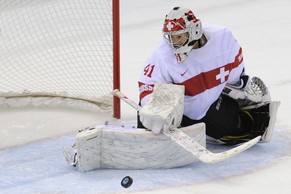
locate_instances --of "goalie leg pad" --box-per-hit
[63,127,101,172]
[219,101,280,144]
[75,128,102,172]
[64,123,206,171]
[254,101,280,142]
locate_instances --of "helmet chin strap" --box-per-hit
[198,34,208,47]
[191,34,207,49]
[174,34,208,64]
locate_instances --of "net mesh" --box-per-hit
[0,0,114,111]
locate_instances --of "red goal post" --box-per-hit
[0,0,121,119]
[113,0,120,119]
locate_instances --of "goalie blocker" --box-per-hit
[138,77,280,145]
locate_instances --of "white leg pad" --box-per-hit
[72,123,206,172]
[75,128,102,172]
[261,101,281,142]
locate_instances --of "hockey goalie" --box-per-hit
[137,7,281,145]
[64,79,279,172]
[63,6,280,172]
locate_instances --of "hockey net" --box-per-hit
[0,0,120,118]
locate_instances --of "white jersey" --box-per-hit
[138,24,245,120]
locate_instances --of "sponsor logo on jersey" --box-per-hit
[181,70,188,76]
[138,82,154,100]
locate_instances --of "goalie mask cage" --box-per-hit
[0,0,121,119]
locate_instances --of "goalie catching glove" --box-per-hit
[139,83,185,134]
[223,75,271,108]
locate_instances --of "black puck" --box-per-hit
[121,176,133,188]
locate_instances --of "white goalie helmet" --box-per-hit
[162,7,203,63]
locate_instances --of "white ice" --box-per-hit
[1,0,291,193]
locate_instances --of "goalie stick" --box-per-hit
[112,89,261,163]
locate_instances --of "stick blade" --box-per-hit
[200,135,261,163]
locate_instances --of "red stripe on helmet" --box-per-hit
[163,18,186,32]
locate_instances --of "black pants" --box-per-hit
[137,95,252,139]
[181,95,253,139]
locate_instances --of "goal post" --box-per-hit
[0,0,121,118]
[113,0,120,119]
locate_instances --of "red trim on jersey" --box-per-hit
[181,48,243,96]
[138,82,154,100]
